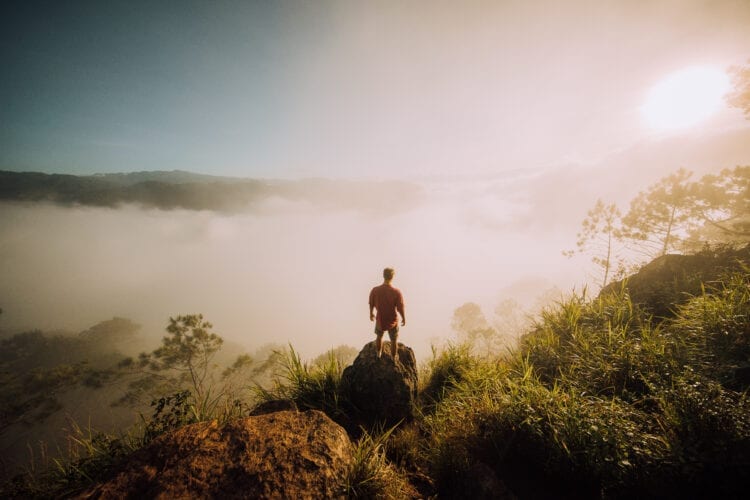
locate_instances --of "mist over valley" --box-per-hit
[3,0,750,495]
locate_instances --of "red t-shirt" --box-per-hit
[369,283,405,330]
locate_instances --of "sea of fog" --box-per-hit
[0,174,597,361]
[14,139,747,360]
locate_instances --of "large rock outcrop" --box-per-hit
[82,410,353,499]
[341,341,418,427]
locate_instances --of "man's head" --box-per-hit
[383,267,395,282]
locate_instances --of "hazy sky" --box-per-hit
[2,1,750,361]
[2,0,750,179]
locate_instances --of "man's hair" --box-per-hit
[383,267,395,280]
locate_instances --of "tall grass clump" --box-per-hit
[4,379,251,497]
[425,271,750,498]
[424,360,671,498]
[254,345,348,421]
[419,343,478,410]
[342,426,416,499]
[1,420,145,499]
[670,273,750,388]
[517,286,678,400]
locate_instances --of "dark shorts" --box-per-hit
[374,324,399,339]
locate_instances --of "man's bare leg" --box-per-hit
[375,332,384,358]
[389,332,399,362]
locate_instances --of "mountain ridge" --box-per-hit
[0,170,423,214]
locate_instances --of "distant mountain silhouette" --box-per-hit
[0,170,422,214]
[89,170,240,186]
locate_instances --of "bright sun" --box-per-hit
[641,66,731,131]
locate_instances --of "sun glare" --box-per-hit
[641,66,731,132]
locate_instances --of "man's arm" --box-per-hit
[369,289,375,322]
[397,292,406,326]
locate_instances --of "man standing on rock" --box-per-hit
[369,267,406,361]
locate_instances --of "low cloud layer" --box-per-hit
[2,131,749,359]
[0,178,581,359]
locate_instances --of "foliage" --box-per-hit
[601,244,750,319]
[1,420,143,499]
[573,166,750,283]
[113,314,248,412]
[685,166,750,246]
[311,344,358,368]
[419,343,477,410]
[254,345,347,421]
[78,317,140,346]
[670,272,750,387]
[153,314,223,399]
[0,323,131,430]
[621,168,695,257]
[565,199,626,287]
[451,302,503,355]
[728,59,750,117]
[342,426,414,499]
[493,297,531,338]
[5,260,749,498]
[421,269,750,498]
[142,390,195,441]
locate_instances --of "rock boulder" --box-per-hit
[82,410,352,499]
[341,341,418,428]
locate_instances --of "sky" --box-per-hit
[2,1,750,361]
[2,0,750,473]
[2,0,750,179]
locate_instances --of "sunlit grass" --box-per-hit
[406,271,748,497]
[342,425,416,499]
[5,269,749,498]
[253,344,347,420]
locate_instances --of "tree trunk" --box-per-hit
[662,205,676,256]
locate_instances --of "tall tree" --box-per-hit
[565,199,624,287]
[621,168,696,257]
[451,302,499,356]
[116,314,225,405]
[686,166,750,245]
[493,298,530,339]
[152,314,224,401]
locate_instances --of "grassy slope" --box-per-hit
[4,249,749,499]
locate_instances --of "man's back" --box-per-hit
[369,283,404,330]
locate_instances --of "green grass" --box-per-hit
[3,383,253,498]
[418,271,750,498]
[6,269,748,499]
[342,426,417,499]
[254,345,348,421]
[1,419,145,499]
